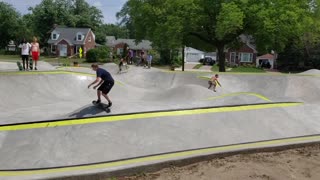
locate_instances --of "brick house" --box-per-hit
[106,36,152,57]
[47,27,96,57]
[225,35,258,66]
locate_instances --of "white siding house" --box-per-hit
[184,47,205,63]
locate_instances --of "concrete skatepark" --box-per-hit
[0,61,320,180]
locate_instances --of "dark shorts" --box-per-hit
[21,55,29,61]
[98,81,114,94]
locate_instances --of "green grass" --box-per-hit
[193,64,203,69]
[211,64,265,73]
[0,55,21,61]
[230,66,266,73]
[211,65,219,72]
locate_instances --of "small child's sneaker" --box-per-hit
[107,102,112,108]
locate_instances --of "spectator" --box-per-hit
[18,38,31,71]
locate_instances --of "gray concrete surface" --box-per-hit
[0,61,56,72]
[0,62,320,180]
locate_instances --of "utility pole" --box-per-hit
[182,46,185,71]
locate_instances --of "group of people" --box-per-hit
[117,48,153,73]
[136,50,153,69]
[19,37,40,71]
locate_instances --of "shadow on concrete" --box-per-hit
[68,104,108,118]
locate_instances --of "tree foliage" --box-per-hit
[118,0,318,71]
[0,2,26,48]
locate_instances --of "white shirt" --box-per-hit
[19,43,31,55]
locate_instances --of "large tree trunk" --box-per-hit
[217,44,226,72]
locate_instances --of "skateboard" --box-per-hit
[17,61,23,71]
[92,100,111,113]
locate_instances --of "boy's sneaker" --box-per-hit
[94,99,101,104]
[107,102,112,108]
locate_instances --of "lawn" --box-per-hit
[0,54,88,66]
[230,66,266,73]
[0,55,21,61]
[42,57,87,66]
[193,64,203,69]
[211,64,265,73]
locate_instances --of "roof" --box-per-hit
[185,47,204,54]
[239,34,257,53]
[257,53,275,59]
[47,27,91,45]
[106,36,152,50]
[224,34,258,53]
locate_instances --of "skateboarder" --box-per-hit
[208,74,221,92]
[118,58,124,73]
[88,64,114,107]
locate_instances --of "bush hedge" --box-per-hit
[86,46,110,63]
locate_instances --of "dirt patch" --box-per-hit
[115,144,320,180]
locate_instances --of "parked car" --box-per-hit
[200,57,216,66]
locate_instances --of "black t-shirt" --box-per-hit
[96,68,114,83]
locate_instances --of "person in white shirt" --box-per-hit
[18,38,31,71]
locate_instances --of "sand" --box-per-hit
[117,144,320,180]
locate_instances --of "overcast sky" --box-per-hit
[0,0,127,24]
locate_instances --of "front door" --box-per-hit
[59,44,67,57]
[230,52,236,64]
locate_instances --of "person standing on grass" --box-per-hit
[147,54,153,69]
[208,74,222,92]
[18,38,31,71]
[88,64,114,107]
[31,36,40,70]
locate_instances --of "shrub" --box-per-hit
[86,49,99,62]
[86,46,110,63]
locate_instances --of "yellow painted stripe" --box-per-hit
[0,134,318,176]
[205,92,272,102]
[0,103,302,132]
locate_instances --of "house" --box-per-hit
[184,47,217,63]
[184,47,204,63]
[47,27,96,57]
[225,35,258,66]
[106,36,152,57]
[256,53,276,69]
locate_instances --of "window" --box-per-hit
[240,53,253,62]
[52,34,58,40]
[77,33,83,41]
[88,36,91,42]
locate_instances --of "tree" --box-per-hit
[118,0,314,72]
[28,0,103,45]
[95,24,130,44]
[0,2,21,48]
